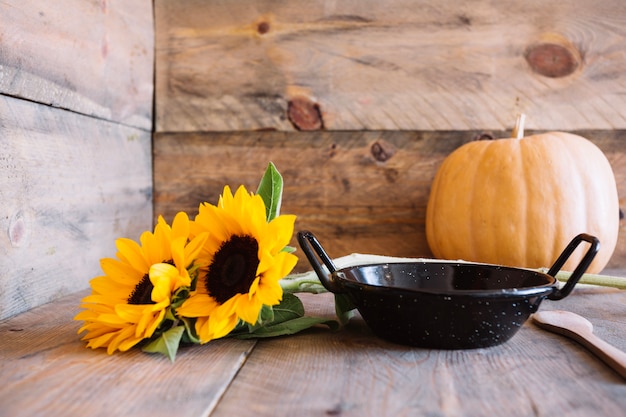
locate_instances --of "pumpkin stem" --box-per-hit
[512,114,526,139]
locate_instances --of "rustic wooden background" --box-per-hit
[154,130,626,273]
[1,0,626,320]
[1,2,626,415]
[155,0,626,132]
[0,0,153,320]
[154,0,626,273]
[2,287,626,416]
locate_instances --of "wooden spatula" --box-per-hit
[533,310,626,380]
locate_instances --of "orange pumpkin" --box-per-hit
[425,116,619,274]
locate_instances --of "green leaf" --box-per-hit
[281,245,297,254]
[234,316,339,339]
[256,162,283,222]
[232,294,339,339]
[235,293,303,334]
[272,293,305,322]
[180,317,200,344]
[255,304,275,327]
[334,294,356,325]
[142,326,185,362]
[187,262,201,291]
[170,287,190,310]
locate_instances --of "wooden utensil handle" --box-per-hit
[534,313,626,381]
[573,331,626,380]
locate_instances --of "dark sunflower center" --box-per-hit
[127,260,174,305]
[128,275,154,305]
[205,235,260,304]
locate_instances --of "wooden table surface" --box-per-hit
[1,283,625,417]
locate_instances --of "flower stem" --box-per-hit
[283,255,626,295]
[280,272,328,294]
[281,268,626,293]
[541,269,626,290]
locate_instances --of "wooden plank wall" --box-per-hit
[0,0,154,320]
[155,0,626,132]
[154,0,626,273]
[0,0,153,129]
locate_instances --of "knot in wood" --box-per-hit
[287,97,323,131]
[370,140,396,162]
[472,132,495,141]
[8,211,29,248]
[257,21,270,35]
[525,39,581,78]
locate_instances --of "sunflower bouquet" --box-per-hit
[75,163,339,361]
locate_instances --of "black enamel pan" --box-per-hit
[298,231,599,349]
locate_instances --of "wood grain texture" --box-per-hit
[1,285,624,416]
[0,290,257,417]
[0,0,154,129]
[209,289,626,417]
[533,310,626,379]
[0,95,152,320]
[155,0,626,132]
[153,130,626,273]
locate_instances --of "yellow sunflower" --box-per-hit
[75,212,208,354]
[177,185,298,343]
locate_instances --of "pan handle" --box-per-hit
[297,231,344,293]
[547,233,599,300]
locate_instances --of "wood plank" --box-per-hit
[0,0,154,129]
[0,290,256,417]
[2,282,624,416]
[0,95,152,320]
[153,130,626,273]
[153,130,454,272]
[210,289,626,417]
[155,0,626,132]
[1,273,625,416]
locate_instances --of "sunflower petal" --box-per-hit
[171,211,191,241]
[188,183,298,339]
[177,293,218,317]
[149,263,179,301]
[107,327,140,354]
[76,208,207,355]
[115,237,150,273]
[234,294,264,324]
